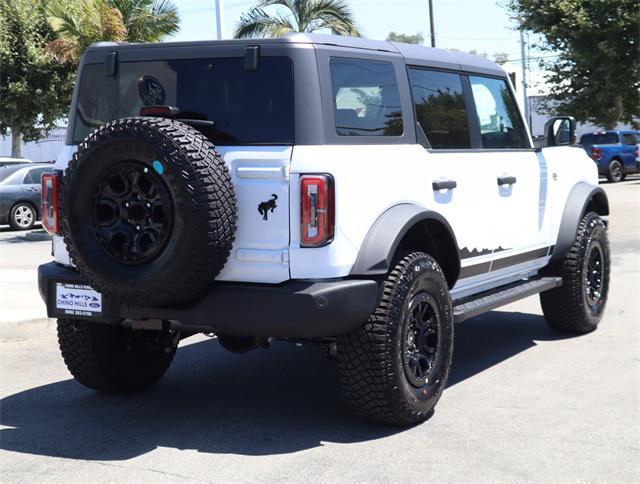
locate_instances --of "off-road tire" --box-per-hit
[61,117,236,306]
[606,160,623,183]
[336,252,454,426]
[540,212,610,333]
[9,202,36,230]
[57,319,178,392]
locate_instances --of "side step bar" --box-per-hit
[453,277,562,324]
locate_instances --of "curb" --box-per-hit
[24,230,52,242]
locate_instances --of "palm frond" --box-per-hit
[310,0,361,36]
[235,0,360,38]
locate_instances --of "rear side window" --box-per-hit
[24,167,49,184]
[73,57,294,145]
[622,133,640,144]
[408,68,470,149]
[469,76,528,149]
[580,133,619,145]
[330,58,403,136]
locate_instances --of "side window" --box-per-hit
[623,133,640,145]
[469,76,528,149]
[408,68,470,149]
[29,168,48,184]
[22,171,34,184]
[329,58,403,136]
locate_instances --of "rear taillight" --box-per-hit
[591,147,601,161]
[41,171,62,235]
[300,174,334,247]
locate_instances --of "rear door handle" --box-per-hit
[497,175,517,186]
[432,179,457,191]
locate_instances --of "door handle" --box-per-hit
[497,175,517,186]
[432,179,457,191]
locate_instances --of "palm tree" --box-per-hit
[46,0,178,62]
[235,0,361,38]
[108,0,179,42]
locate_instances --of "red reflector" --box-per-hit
[41,171,62,235]
[592,147,601,161]
[300,175,334,247]
[139,105,180,117]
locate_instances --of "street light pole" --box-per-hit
[428,0,436,47]
[215,0,224,40]
[519,27,530,128]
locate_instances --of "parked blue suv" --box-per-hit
[580,130,640,182]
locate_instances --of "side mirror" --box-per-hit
[544,116,576,147]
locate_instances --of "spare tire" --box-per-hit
[62,117,236,306]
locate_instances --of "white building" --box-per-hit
[0,127,67,163]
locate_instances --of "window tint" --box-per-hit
[330,58,403,136]
[26,167,49,184]
[622,133,640,145]
[469,76,528,149]
[408,68,470,149]
[73,57,294,145]
[580,133,619,145]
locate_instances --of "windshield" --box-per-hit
[580,133,618,145]
[73,56,294,145]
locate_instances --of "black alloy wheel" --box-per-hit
[583,240,604,308]
[401,293,442,387]
[93,162,174,264]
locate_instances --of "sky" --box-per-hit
[169,0,537,64]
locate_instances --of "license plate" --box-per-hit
[55,283,102,317]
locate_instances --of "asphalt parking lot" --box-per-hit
[1,179,638,483]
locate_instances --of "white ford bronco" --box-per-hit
[38,34,610,426]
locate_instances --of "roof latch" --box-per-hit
[244,45,260,71]
[105,51,117,76]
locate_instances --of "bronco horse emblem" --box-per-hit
[258,194,278,220]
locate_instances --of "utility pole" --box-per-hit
[519,27,530,128]
[428,0,436,47]
[215,0,224,40]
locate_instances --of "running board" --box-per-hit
[453,277,562,324]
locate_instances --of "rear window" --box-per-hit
[580,133,619,145]
[73,57,294,145]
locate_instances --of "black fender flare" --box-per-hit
[551,182,609,261]
[350,204,461,286]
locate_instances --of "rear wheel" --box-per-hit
[9,203,36,230]
[57,319,178,392]
[336,252,454,426]
[606,160,623,182]
[540,212,610,333]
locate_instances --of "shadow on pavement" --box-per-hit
[0,310,567,460]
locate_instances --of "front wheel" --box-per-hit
[540,212,610,333]
[336,252,454,426]
[57,319,179,392]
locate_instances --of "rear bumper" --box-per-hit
[38,262,379,338]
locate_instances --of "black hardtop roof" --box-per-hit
[86,33,505,77]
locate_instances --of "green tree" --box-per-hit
[386,32,423,44]
[108,0,179,42]
[493,52,509,65]
[0,0,75,157]
[235,0,360,38]
[47,0,178,62]
[508,0,639,129]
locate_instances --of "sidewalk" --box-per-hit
[0,228,52,325]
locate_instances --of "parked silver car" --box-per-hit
[0,163,51,230]
[0,157,37,167]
